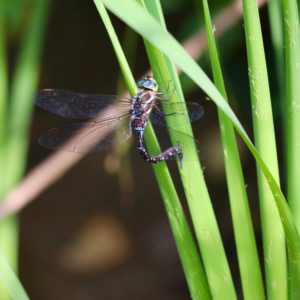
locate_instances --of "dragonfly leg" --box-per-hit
[137,139,183,167]
[156,80,173,95]
[155,81,176,102]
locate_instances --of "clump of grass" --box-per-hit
[98,0,300,298]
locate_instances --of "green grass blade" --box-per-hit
[144,0,185,103]
[116,26,138,94]
[201,0,265,299]
[268,0,285,103]
[94,2,211,299]
[241,0,287,298]
[284,0,300,235]
[143,123,212,300]
[268,0,286,170]
[0,0,7,145]
[101,0,300,288]
[5,0,51,190]
[94,1,137,96]
[142,44,219,298]
[282,0,300,297]
[0,247,29,300]
[144,0,167,30]
[0,0,8,191]
[143,1,237,299]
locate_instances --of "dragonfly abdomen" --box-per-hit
[136,130,183,167]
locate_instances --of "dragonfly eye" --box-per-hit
[144,80,157,90]
[137,80,145,88]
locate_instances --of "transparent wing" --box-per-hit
[144,123,205,162]
[33,89,131,119]
[39,114,132,153]
[150,102,204,127]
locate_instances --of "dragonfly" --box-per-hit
[33,76,204,168]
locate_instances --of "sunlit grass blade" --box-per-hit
[268,0,285,97]
[284,0,300,235]
[116,26,138,94]
[143,0,237,299]
[267,0,286,171]
[201,0,265,298]
[101,0,300,289]
[94,2,211,299]
[144,0,185,101]
[241,0,287,298]
[0,247,29,300]
[283,0,300,296]
[94,1,137,96]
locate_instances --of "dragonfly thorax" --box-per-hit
[131,91,156,133]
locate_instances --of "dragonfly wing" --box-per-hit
[39,115,132,153]
[150,102,204,127]
[33,89,131,119]
[143,123,205,161]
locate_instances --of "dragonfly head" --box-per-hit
[137,76,158,92]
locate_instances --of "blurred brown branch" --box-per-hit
[0,0,267,220]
